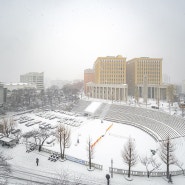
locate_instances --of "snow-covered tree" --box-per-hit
[56,124,71,160]
[121,137,137,178]
[160,136,177,179]
[34,129,53,152]
[140,155,161,178]
[23,129,53,152]
[175,161,184,175]
[1,117,16,137]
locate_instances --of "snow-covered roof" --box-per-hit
[84,102,102,115]
[0,137,15,143]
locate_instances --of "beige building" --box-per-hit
[20,72,44,91]
[85,55,128,101]
[86,82,127,101]
[94,55,126,84]
[126,57,169,100]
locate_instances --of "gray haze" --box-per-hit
[0,0,185,84]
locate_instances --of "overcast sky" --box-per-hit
[0,0,185,84]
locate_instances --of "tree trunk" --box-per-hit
[60,134,62,159]
[89,141,91,169]
[62,134,66,159]
[167,140,169,178]
[128,147,131,178]
[39,145,41,152]
[147,171,150,178]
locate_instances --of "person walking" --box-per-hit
[36,158,39,166]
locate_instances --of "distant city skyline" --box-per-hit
[0,0,185,84]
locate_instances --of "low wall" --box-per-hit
[41,147,103,170]
[109,167,184,177]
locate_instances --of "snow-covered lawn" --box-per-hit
[1,99,185,184]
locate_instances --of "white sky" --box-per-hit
[0,0,185,84]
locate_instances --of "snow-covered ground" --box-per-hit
[1,98,185,184]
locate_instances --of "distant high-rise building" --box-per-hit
[0,82,6,107]
[126,57,162,96]
[84,69,94,94]
[94,55,126,84]
[20,72,44,91]
[126,57,170,100]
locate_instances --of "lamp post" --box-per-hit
[111,158,113,178]
[105,174,110,185]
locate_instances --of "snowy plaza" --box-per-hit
[1,98,185,184]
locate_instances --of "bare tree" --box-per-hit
[0,151,11,185]
[1,117,16,137]
[121,137,137,178]
[86,136,95,170]
[56,124,71,160]
[175,161,184,175]
[167,85,176,114]
[140,155,161,178]
[23,129,52,152]
[33,129,53,152]
[160,136,177,179]
[22,130,36,150]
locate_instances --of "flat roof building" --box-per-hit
[20,72,44,91]
[4,83,37,91]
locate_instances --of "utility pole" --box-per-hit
[111,158,113,178]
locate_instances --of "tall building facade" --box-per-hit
[126,57,169,100]
[84,69,94,94]
[20,72,44,91]
[94,55,126,84]
[0,82,6,107]
[85,55,128,101]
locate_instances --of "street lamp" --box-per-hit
[105,174,110,185]
[111,158,113,178]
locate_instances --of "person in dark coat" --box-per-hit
[36,158,39,166]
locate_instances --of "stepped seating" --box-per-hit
[93,103,107,118]
[104,104,185,141]
[72,100,91,114]
[71,100,185,141]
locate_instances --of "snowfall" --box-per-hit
[1,97,185,185]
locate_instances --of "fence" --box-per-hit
[109,167,185,177]
[41,147,103,170]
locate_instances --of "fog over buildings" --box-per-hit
[0,0,185,84]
